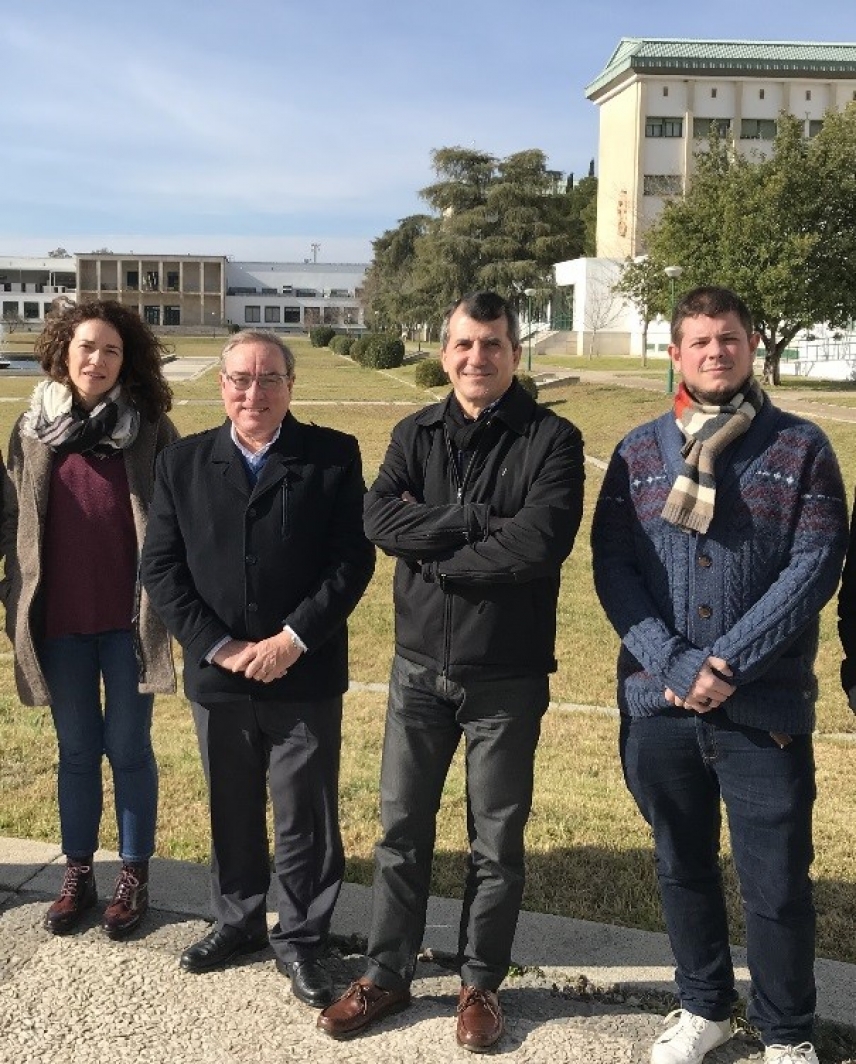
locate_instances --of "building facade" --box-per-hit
[585,39,856,258]
[225,261,366,332]
[76,254,227,330]
[0,256,76,326]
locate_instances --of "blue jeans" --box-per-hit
[620,708,816,1046]
[40,630,158,863]
[366,655,549,992]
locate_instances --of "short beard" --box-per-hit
[686,374,753,406]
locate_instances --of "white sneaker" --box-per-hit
[764,1044,819,1064]
[651,1009,732,1064]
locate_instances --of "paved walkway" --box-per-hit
[1,837,853,1063]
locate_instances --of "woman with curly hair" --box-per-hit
[1,299,178,939]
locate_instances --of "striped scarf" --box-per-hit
[661,378,765,533]
[22,380,139,455]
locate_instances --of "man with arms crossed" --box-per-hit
[318,291,585,1051]
[141,331,374,1007]
[592,287,847,1064]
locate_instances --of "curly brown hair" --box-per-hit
[35,299,173,420]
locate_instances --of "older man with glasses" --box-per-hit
[141,330,375,1005]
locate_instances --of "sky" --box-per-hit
[3,0,856,265]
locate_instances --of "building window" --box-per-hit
[740,118,777,140]
[662,86,669,96]
[265,306,281,323]
[643,174,682,196]
[2,300,18,316]
[805,90,812,101]
[144,271,159,291]
[343,306,359,325]
[245,305,261,323]
[126,270,139,290]
[693,118,731,138]
[143,306,160,326]
[295,288,317,297]
[24,302,40,319]
[166,271,180,291]
[164,306,181,326]
[759,89,765,100]
[283,306,301,324]
[645,117,683,137]
[711,88,717,98]
[808,119,824,138]
[282,285,294,295]
[323,306,341,325]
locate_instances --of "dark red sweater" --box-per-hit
[42,451,137,640]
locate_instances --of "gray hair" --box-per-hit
[220,329,296,377]
[440,291,521,350]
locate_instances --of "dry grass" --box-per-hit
[2,353,856,964]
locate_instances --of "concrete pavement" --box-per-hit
[1,836,854,1063]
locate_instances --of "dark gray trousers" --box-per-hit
[191,696,344,964]
[366,656,548,992]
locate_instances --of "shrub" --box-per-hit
[414,358,449,389]
[350,336,371,365]
[309,325,337,348]
[362,334,405,369]
[516,372,538,399]
[330,334,355,355]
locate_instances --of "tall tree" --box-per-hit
[644,109,856,383]
[363,146,594,332]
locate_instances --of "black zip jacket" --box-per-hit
[363,380,585,680]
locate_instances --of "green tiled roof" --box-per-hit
[586,38,856,98]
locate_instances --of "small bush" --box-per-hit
[330,334,356,356]
[309,325,337,348]
[516,372,538,399]
[414,358,449,388]
[362,334,406,369]
[350,336,371,365]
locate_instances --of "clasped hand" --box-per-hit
[665,656,735,713]
[212,633,303,683]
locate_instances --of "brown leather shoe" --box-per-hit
[456,985,504,1052]
[317,978,411,1039]
[44,858,97,935]
[102,862,149,939]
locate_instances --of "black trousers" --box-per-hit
[365,656,548,992]
[191,696,344,964]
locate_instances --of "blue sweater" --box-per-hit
[591,398,848,735]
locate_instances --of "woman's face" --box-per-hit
[66,319,124,410]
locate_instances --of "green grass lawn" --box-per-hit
[1,342,855,965]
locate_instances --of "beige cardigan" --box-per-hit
[0,414,179,706]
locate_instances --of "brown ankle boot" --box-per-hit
[45,857,97,935]
[102,861,149,939]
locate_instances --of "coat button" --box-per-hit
[248,507,257,518]
[698,554,712,568]
[245,554,257,565]
[698,604,713,619]
[247,602,258,613]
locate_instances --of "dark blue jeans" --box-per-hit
[620,708,816,1046]
[40,629,158,863]
[366,655,549,992]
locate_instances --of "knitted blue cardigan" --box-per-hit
[592,397,848,735]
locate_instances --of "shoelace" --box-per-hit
[458,988,500,1019]
[112,869,141,904]
[344,982,386,1014]
[659,1009,711,1047]
[766,1044,815,1062]
[59,864,91,898]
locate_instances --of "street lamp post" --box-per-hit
[524,288,536,372]
[663,265,683,393]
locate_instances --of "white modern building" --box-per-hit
[0,256,76,326]
[553,39,856,359]
[225,261,367,332]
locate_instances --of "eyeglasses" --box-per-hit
[222,372,291,392]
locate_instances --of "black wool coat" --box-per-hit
[141,414,375,703]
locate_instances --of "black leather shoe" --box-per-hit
[179,926,268,973]
[276,957,334,1008]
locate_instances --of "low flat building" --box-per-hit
[0,256,76,326]
[225,261,367,332]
